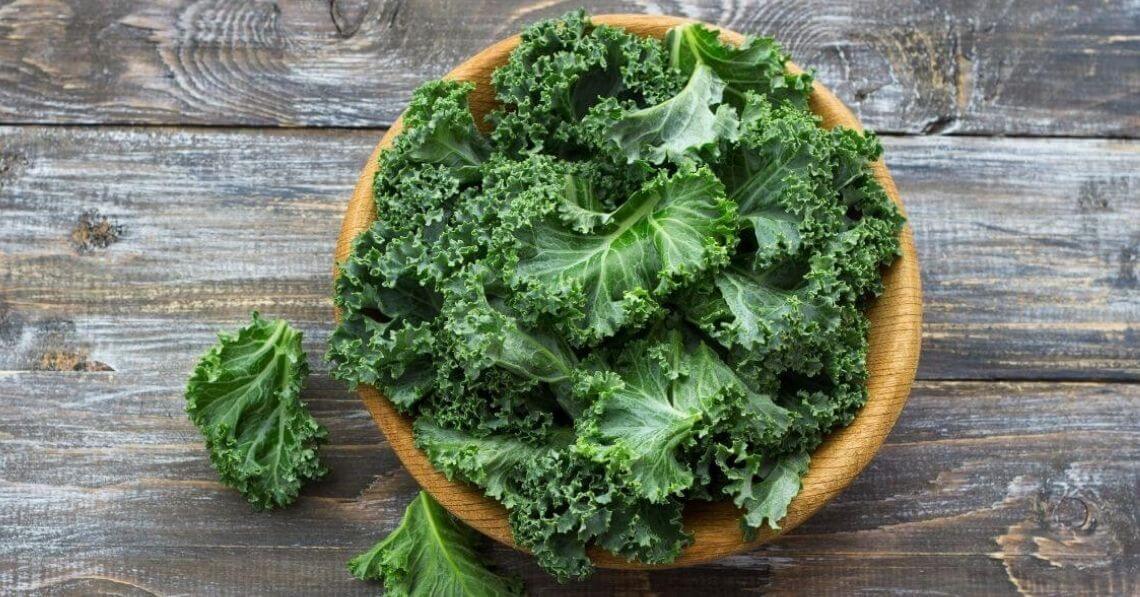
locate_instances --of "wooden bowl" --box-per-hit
[335,14,922,569]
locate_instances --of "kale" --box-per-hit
[349,491,523,597]
[331,10,902,581]
[186,313,327,509]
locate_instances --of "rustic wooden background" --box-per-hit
[0,1,1137,595]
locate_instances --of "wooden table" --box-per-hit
[1,1,1136,595]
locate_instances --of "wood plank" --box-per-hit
[889,135,1140,381]
[0,0,1135,136]
[2,375,1136,595]
[1,126,1136,381]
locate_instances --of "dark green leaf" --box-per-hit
[666,23,814,108]
[349,491,524,597]
[186,313,327,510]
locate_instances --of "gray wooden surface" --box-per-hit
[1,1,1137,595]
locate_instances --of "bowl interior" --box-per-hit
[335,14,922,569]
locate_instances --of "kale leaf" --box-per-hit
[598,64,739,164]
[666,22,814,108]
[513,167,736,345]
[187,313,327,510]
[349,491,523,596]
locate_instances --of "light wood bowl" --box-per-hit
[335,14,922,569]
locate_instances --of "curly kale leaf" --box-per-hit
[329,221,442,408]
[513,167,736,345]
[555,169,615,233]
[186,313,327,510]
[666,23,814,108]
[825,128,905,299]
[416,421,689,581]
[681,92,902,379]
[719,95,842,268]
[415,420,571,501]
[505,447,690,580]
[577,330,742,502]
[716,449,811,537]
[595,64,739,164]
[349,491,523,597]
[387,80,490,183]
[444,268,578,386]
[490,10,681,155]
[680,259,842,364]
[594,493,689,564]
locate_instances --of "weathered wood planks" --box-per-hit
[889,135,1140,380]
[2,374,1135,595]
[0,0,1136,593]
[0,0,1136,136]
[1,126,1136,381]
[0,60,1136,589]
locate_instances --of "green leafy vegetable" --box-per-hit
[666,22,814,108]
[579,330,748,502]
[600,65,739,164]
[349,491,523,597]
[187,312,327,510]
[514,167,735,344]
[330,10,903,581]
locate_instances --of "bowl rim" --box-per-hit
[334,13,923,570]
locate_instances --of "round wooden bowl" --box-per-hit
[335,14,922,569]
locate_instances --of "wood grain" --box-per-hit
[0,124,1136,590]
[891,135,1140,381]
[1,0,1136,593]
[0,0,1135,136]
[0,126,1136,380]
[2,374,1135,594]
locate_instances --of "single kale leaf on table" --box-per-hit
[349,491,523,597]
[186,312,327,510]
[330,10,903,583]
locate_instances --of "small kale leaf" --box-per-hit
[186,313,327,510]
[349,491,524,597]
[666,23,814,108]
[513,167,736,345]
[597,64,739,164]
[394,80,490,182]
[490,10,681,155]
[716,450,811,538]
[577,330,744,502]
[415,420,572,501]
